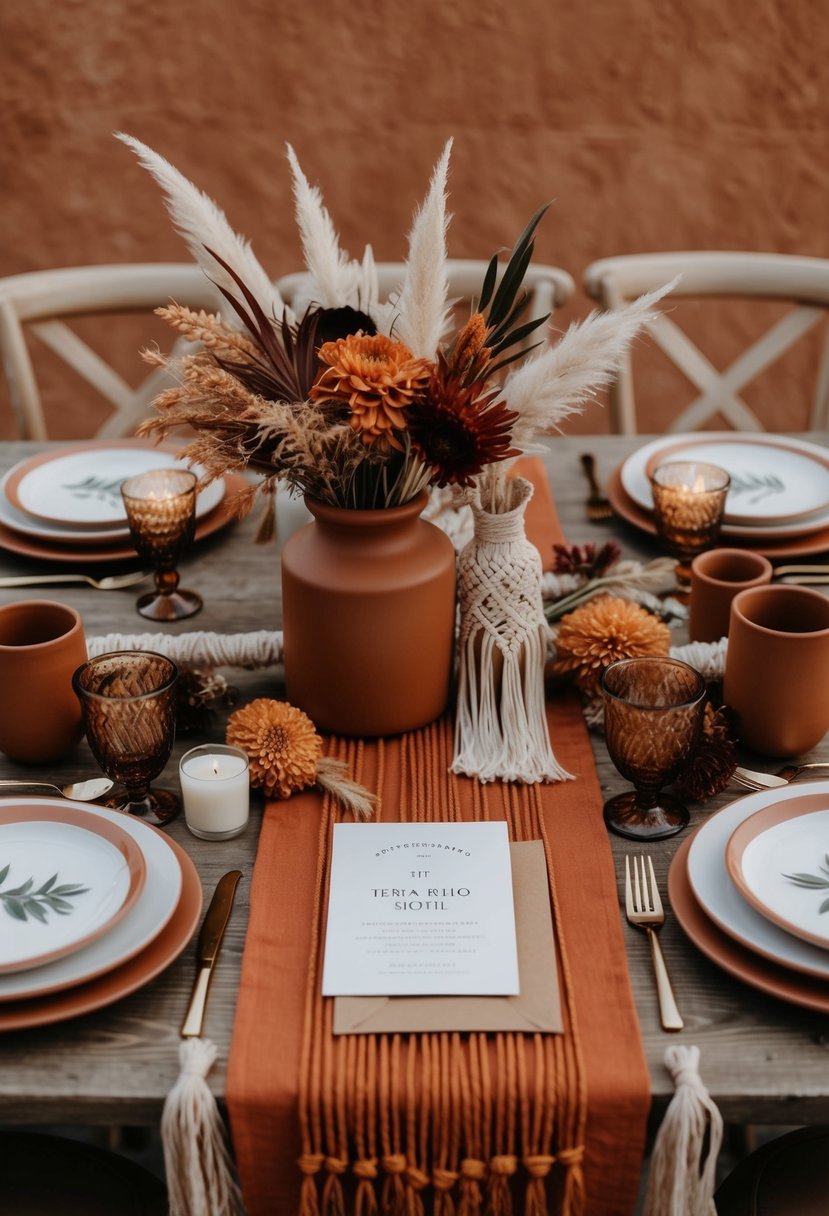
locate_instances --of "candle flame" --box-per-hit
[692,473,707,493]
[212,760,220,777]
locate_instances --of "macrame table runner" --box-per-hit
[226,459,650,1216]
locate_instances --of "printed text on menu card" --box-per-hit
[322,822,520,996]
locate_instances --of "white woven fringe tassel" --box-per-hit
[644,1044,723,1216]
[451,477,573,784]
[162,1037,245,1216]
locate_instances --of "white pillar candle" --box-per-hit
[179,744,250,840]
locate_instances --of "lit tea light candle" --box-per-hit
[650,460,731,589]
[179,744,250,840]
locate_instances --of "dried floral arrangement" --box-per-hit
[117,134,673,516]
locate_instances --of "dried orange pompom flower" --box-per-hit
[225,698,377,819]
[226,698,321,799]
[552,595,671,695]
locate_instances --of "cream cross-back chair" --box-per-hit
[0,263,223,440]
[583,252,829,434]
[276,259,575,349]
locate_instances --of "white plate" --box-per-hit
[0,798,181,1001]
[620,433,829,539]
[0,807,145,974]
[0,473,133,544]
[727,805,829,950]
[5,443,224,529]
[686,781,829,980]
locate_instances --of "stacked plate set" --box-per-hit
[0,439,238,563]
[0,798,201,1030]
[607,432,829,558]
[669,780,829,1012]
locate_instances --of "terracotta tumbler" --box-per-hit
[689,548,773,643]
[723,585,829,757]
[0,600,87,764]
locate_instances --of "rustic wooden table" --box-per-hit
[0,436,827,1131]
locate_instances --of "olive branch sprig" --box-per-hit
[782,854,829,914]
[0,863,90,924]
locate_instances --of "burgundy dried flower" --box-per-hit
[552,541,621,578]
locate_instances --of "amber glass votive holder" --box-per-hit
[121,468,203,621]
[601,656,706,841]
[73,650,180,825]
[650,461,731,590]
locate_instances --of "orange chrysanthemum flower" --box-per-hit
[552,596,671,695]
[310,334,431,450]
[226,698,322,799]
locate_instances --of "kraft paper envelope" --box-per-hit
[333,840,562,1035]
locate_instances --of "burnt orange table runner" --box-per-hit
[227,459,650,1215]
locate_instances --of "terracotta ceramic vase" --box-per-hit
[689,548,773,643]
[723,585,829,757]
[280,491,456,736]
[0,600,87,764]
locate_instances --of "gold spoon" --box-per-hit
[0,571,150,591]
[0,777,115,800]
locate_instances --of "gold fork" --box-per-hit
[0,570,150,591]
[624,855,684,1032]
[733,762,829,792]
[580,453,613,522]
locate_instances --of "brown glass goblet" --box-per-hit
[121,468,203,621]
[72,651,180,825]
[650,461,731,591]
[600,656,706,841]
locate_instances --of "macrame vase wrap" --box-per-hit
[452,477,574,784]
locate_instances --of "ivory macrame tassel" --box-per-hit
[161,1037,245,1216]
[452,477,574,784]
[643,1045,723,1216]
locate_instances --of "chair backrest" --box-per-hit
[0,264,222,439]
[583,252,829,434]
[276,259,575,351]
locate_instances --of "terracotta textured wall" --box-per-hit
[1,0,828,438]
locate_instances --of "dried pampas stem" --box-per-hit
[394,139,453,359]
[116,132,287,327]
[316,756,378,821]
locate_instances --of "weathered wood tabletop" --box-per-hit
[0,435,827,1129]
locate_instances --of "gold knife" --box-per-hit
[180,870,243,1038]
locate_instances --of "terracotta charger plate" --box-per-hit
[668,834,829,1015]
[606,464,829,559]
[0,472,247,564]
[0,829,201,1031]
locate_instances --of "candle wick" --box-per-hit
[212,761,219,776]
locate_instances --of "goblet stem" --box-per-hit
[105,783,181,826]
[603,785,689,840]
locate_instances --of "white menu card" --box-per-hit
[321,821,520,996]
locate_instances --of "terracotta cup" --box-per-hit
[689,548,773,643]
[0,600,87,764]
[723,585,829,757]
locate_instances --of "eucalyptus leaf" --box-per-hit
[24,898,48,924]
[4,897,26,921]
